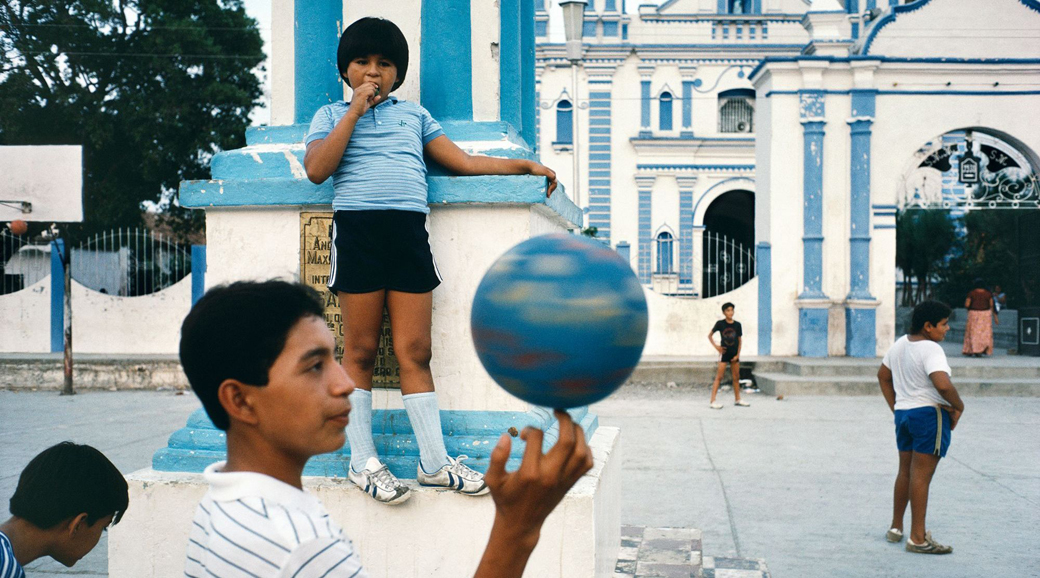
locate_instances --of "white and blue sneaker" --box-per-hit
[417,455,489,496]
[349,457,411,505]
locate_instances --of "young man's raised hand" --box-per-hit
[474,410,594,578]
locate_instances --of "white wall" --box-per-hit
[0,146,83,223]
[71,276,192,354]
[643,279,758,356]
[0,276,51,353]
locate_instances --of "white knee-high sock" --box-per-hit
[402,391,450,473]
[346,389,378,473]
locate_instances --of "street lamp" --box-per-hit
[560,0,587,227]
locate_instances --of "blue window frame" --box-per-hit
[556,100,573,145]
[656,232,674,274]
[659,92,673,131]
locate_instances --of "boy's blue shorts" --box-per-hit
[894,406,951,458]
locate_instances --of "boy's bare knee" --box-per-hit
[343,344,378,371]
[396,341,432,370]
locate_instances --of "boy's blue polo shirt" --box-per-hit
[306,97,444,214]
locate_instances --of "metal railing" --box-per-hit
[719,98,754,133]
[73,228,191,297]
[697,231,756,298]
[1,230,50,296]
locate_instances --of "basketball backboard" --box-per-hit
[0,145,84,222]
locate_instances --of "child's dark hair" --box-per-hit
[910,300,952,333]
[337,17,409,91]
[722,302,735,312]
[9,442,128,529]
[179,280,325,430]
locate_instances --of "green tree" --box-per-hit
[0,0,264,240]
[937,211,1024,308]
[896,209,957,306]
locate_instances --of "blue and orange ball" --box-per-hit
[471,233,649,408]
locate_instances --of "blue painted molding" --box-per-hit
[191,245,206,305]
[757,242,771,355]
[751,56,1040,82]
[860,0,933,56]
[421,0,474,121]
[293,0,341,125]
[180,175,579,226]
[637,164,754,171]
[154,408,599,479]
[640,80,651,129]
[682,80,694,128]
[638,186,652,284]
[799,92,827,301]
[768,89,1040,97]
[679,187,694,287]
[49,240,64,353]
[846,308,876,358]
[692,176,754,220]
[848,115,874,301]
[588,85,613,243]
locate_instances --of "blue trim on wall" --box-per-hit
[638,164,754,171]
[861,0,933,56]
[50,240,64,353]
[191,245,207,305]
[692,176,754,220]
[521,0,537,147]
[500,0,523,135]
[848,117,874,301]
[750,56,1040,83]
[679,187,694,287]
[659,92,673,131]
[421,0,474,120]
[798,307,829,357]
[638,187,652,283]
[588,85,613,244]
[293,0,342,125]
[757,242,771,355]
[799,91,827,300]
[846,308,876,358]
[682,81,694,128]
[641,80,651,129]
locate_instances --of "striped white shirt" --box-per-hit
[0,531,24,578]
[185,462,367,578]
[305,97,445,214]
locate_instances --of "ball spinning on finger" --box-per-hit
[471,233,649,408]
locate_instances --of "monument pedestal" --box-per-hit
[109,427,621,578]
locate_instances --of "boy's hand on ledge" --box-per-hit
[526,161,558,197]
[485,410,593,540]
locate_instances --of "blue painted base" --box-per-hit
[153,408,598,480]
[846,307,877,358]
[798,307,829,357]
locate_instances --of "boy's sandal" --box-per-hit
[709,402,724,410]
[886,528,903,543]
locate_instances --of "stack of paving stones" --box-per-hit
[614,526,770,578]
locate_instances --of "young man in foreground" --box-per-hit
[179,280,593,576]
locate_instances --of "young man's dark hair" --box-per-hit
[179,280,325,430]
[721,302,735,312]
[337,17,409,90]
[910,300,952,334]
[8,442,128,528]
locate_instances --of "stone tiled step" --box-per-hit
[773,358,1040,379]
[613,525,770,578]
[755,372,1040,396]
[628,358,782,386]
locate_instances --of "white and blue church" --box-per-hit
[534,0,1040,357]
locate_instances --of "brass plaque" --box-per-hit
[300,212,400,388]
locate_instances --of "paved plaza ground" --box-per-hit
[1,386,1038,577]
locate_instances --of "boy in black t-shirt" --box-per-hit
[708,302,749,409]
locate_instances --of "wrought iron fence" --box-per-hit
[697,231,756,298]
[1,230,50,296]
[73,228,191,297]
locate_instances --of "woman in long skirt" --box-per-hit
[963,279,998,356]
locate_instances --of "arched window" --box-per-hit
[726,0,751,14]
[718,88,755,133]
[656,231,674,274]
[659,92,673,131]
[556,100,573,145]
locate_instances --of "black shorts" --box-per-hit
[720,349,739,363]
[328,210,442,294]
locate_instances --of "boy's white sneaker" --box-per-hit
[417,455,489,496]
[709,402,724,410]
[349,457,411,505]
[735,400,751,407]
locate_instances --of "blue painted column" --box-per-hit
[587,71,614,243]
[846,90,877,357]
[421,0,474,121]
[294,0,342,124]
[757,242,772,355]
[636,175,655,284]
[191,245,207,305]
[681,80,694,136]
[50,239,65,353]
[798,90,828,357]
[500,0,523,134]
[678,176,696,291]
[520,0,537,147]
[639,75,652,136]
